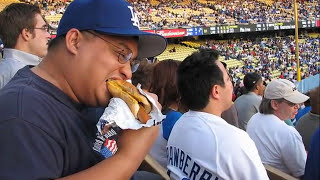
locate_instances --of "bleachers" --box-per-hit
[256,0,275,6]
[45,14,63,22]
[0,0,20,11]
[150,0,160,6]
[156,44,197,61]
[4,0,318,30]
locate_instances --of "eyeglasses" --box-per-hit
[283,100,299,107]
[31,26,49,32]
[86,31,134,64]
[86,31,140,72]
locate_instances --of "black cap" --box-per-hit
[243,72,262,91]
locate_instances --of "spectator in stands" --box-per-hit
[296,86,320,151]
[149,59,183,168]
[167,49,269,180]
[247,79,309,178]
[0,3,51,89]
[234,72,265,130]
[0,0,167,179]
[295,96,311,124]
[304,127,320,180]
[131,58,154,90]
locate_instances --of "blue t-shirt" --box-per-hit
[0,66,104,179]
[162,109,182,140]
[304,128,320,180]
[294,106,311,125]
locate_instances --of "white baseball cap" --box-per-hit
[264,79,309,104]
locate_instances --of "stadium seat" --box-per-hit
[264,164,299,180]
[139,154,170,180]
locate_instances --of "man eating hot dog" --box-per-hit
[0,0,167,179]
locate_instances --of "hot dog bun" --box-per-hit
[107,80,151,123]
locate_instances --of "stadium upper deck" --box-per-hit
[1,0,318,31]
[0,0,319,82]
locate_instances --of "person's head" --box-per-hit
[0,3,50,57]
[243,72,265,95]
[149,59,181,113]
[131,59,154,90]
[42,0,167,107]
[309,86,320,114]
[260,79,309,120]
[177,49,233,113]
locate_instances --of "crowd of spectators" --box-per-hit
[18,0,320,30]
[11,0,320,88]
[19,0,70,29]
[200,34,319,97]
[131,0,319,29]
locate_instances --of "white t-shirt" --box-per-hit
[167,111,269,180]
[247,113,306,177]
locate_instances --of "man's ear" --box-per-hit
[210,85,220,100]
[20,28,33,41]
[64,28,82,55]
[270,100,279,110]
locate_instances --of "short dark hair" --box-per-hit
[149,59,181,113]
[48,35,65,50]
[243,72,262,92]
[309,86,320,114]
[259,97,284,114]
[0,3,41,48]
[177,49,224,111]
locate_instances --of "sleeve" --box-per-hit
[0,118,64,180]
[162,111,182,140]
[281,129,307,177]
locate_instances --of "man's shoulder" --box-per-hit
[0,69,69,124]
[0,81,51,119]
[235,93,257,104]
[166,110,182,119]
[172,111,250,143]
[299,112,319,122]
[0,57,23,71]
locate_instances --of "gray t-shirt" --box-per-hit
[296,112,320,150]
[234,92,262,130]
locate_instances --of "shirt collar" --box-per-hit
[3,48,42,66]
[187,110,227,124]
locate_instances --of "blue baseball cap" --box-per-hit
[57,0,167,59]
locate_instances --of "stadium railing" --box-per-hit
[264,164,299,180]
[139,154,170,180]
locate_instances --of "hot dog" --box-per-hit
[107,80,151,123]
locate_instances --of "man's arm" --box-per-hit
[58,91,161,180]
[224,133,270,180]
[57,125,159,180]
[281,130,307,178]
